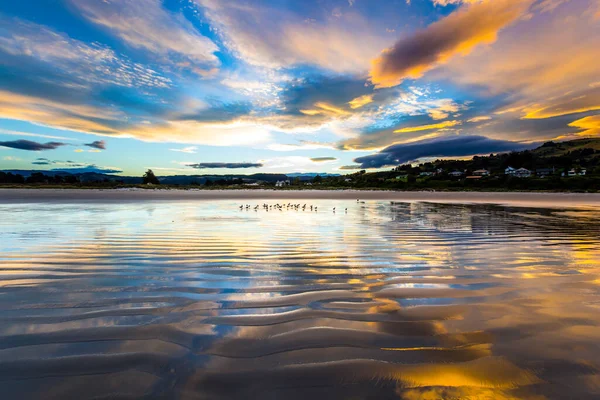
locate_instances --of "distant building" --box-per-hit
[535,168,555,178]
[449,171,464,177]
[505,167,531,178]
[419,171,434,177]
[514,168,532,178]
[395,174,408,180]
[275,180,291,187]
[472,169,489,176]
[466,175,483,180]
[344,178,352,183]
[565,168,587,177]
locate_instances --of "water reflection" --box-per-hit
[1,200,600,399]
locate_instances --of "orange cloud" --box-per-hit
[522,87,600,119]
[300,102,351,116]
[439,1,600,123]
[348,94,374,109]
[568,115,600,136]
[394,120,461,133]
[369,0,532,88]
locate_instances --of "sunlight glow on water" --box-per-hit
[1,200,600,399]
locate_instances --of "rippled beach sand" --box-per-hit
[1,198,600,399]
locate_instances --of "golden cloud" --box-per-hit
[568,115,600,136]
[394,120,461,133]
[348,94,374,109]
[300,102,351,116]
[369,0,532,88]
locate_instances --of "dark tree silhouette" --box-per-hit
[142,169,160,184]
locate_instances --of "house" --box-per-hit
[473,169,489,176]
[449,171,464,177]
[419,171,434,177]
[514,168,532,178]
[505,166,531,178]
[344,178,352,183]
[275,180,290,187]
[466,176,483,180]
[505,166,516,175]
[395,174,408,180]
[566,168,587,177]
[536,168,554,178]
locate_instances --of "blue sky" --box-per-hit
[0,0,599,176]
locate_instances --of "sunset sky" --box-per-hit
[0,0,599,176]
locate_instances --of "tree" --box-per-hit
[142,169,160,184]
[313,175,323,184]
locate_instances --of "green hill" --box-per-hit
[533,138,600,158]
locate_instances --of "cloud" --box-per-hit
[353,135,537,168]
[522,87,600,119]
[197,0,390,73]
[84,140,106,150]
[0,16,171,90]
[0,128,74,141]
[31,158,86,167]
[369,0,532,88]
[70,0,219,74]
[339,164,363,170]
[349,95,374,109]
[170,146,198,154]
[187,162,264,169]
[394,120,461,133]
[468,116,492,123]
[436,0,600,122]
[568,115,600,137]
[310,157,337,162]
[0,139,67,151]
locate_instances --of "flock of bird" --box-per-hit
[238,200,361,213]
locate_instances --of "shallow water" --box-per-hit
[1,200,600,399]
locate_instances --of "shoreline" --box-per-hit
[1,188,600,208]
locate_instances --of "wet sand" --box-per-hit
[2,200,600,399]
[1,188,600,207]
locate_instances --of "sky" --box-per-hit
[0,0,599,176]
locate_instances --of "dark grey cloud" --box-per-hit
[32,158,87,167]
[310,157,337,162]
[85,140,106,150]
[187,162,264,169]
[0,140,67,151]
[353,135,538,169]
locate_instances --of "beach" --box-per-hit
[1,188,600,208]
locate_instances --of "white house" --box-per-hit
[566,169,587,177]
[275,180,291,187]
[473,169,489,176]
[514,168,532,178]
[505,166,516,175]
[449,171,464,177]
